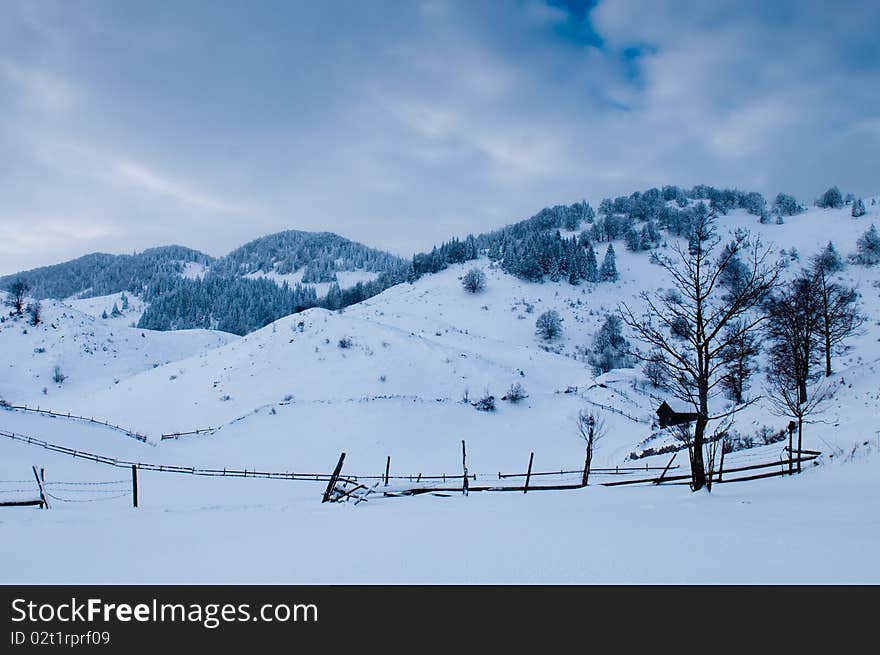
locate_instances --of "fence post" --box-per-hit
[384,456,390,487]
[717,444,725,483]
[653,452,677,485]
[32,466,48,510]
[131,465,138,508]
[461,440,468,497]
[322,453,346,503]
[524,452,534,494]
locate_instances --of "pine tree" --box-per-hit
[817,186,844,209]
[852,198,866,218]
[600,244,618,282]
[624,226,641,252]
[855,224,880,265]
[812,242,843,274]
[584,202,595,223]
[583,242,598,282]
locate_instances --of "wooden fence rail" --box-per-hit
[1,426,822,503]
[0,429,359,486]
[2,402,218,444]
[2,404,148,442]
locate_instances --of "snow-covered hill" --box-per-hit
[0,294,237,407]
[1,200,879,583]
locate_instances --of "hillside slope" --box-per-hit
[0,201,878,583]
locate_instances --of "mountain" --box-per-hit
[1,199,879,583]
[0,245,213,302]
[2,231,411,336]
[0,191,880,584]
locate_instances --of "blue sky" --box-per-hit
[1,0,879,273]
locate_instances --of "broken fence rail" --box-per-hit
[160,428,217,440]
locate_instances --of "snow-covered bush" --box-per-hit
[852,224,880,265]
[816,186,844,209]
[472,392,496,412]
[52,365,66,384]
[337,337,352,349]
[26,301,41,326]
[589,315,633,375]
[503,382,527,403]
[773,193,803,217]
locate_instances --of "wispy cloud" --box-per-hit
[1,0,879,274]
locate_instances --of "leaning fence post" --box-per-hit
[322,452,346,503]
[654,452,677,485]
[384,456,391,487]
[524,452,534,494]
[131,465,138,508]
[717,443,726,483]
[461,440,468,496]
[32,466,49,510]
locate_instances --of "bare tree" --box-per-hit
[535,309,563,341]
[764,275,822,404]
[6,278,29,315]
[461,268,486,294]
[719,319,760,404]
[576,410,605,485]
[765,364,830,473]
[810,255,864,377]
[620,210,782,491]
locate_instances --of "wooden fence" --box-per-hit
[2,404,148,442]
[0,425,822,507]
[1,403,221,443]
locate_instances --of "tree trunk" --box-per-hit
[691,415,708,491]
[797,416,804,474]
[798,377,808,405]
[582,443,592,486]
[825,330,832,377]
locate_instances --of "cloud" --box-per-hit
[1,0,879,274]
[112,159,250,214]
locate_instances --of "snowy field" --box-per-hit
[2,203,880,583]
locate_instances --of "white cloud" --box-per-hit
[1,0,879,274]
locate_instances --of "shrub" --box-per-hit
[473,392,496,412]
[337,337,352,349]
[52,365,66,384]
[26,301,42,326]
[503,382,527,403]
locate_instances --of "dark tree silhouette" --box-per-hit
[620,211,782,492]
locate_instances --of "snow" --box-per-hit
[1,203,879,583]
[244,267,379,297]
[0,296,238,408]
[179,261,208,280]
[65,291,147,328]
